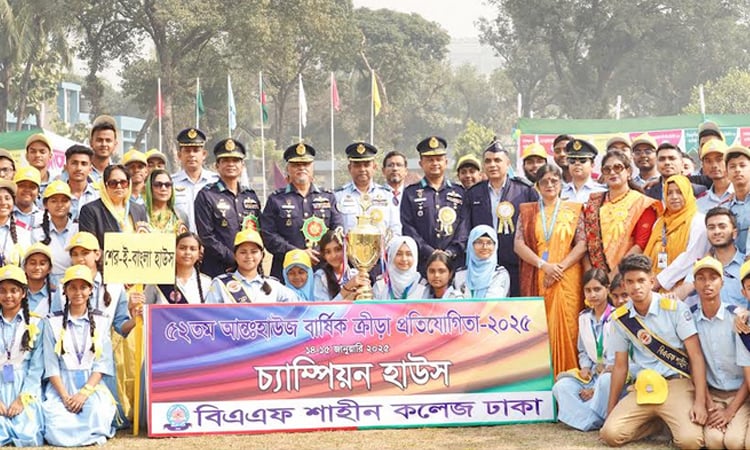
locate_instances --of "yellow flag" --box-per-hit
[372,72,382,116]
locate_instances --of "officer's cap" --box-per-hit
[284,142,315,163]
[565,139,598,160]
[177,128,207,147]
[214,139,246,160]
[416,136,447,156]
[345,142,377,162]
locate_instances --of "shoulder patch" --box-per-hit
[612,305,629,319]
[689,303,699,314]
[512,176,534,187]
[659,297,677,311]
[216,273,234,282]
[91,309,105,316]
[51,311,64,317]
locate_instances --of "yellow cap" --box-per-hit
[43,179,73,199]
[700,139,728,159]
[145,149,167,164]
[65,231,100,252]
[455,154,481,171]
[12,166,41,186]
[23,242,52,264]
[631,133,657,150]
[521,143,548,161]
[283,249,312,269]
[234,229,264,250]
[0,180,16,197]
[25,133,52,151]
[605,134,631,150]
[692,256,723,279]
[0,265,27,285]
[740,259,750,283]
[62,264,94,286]
[725,145,750,163]
[122,149,147,166]
[634,369,668,405]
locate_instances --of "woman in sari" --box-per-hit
[643,175,709,292]
[580,150,659,280]
[145,169,188,235]
[515,164,587,376]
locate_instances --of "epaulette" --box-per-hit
[612,304,629,319]
[91,309,105,316]
[579,308,592,316]
[29,312,42,319]
[418,278,428,287]
[511,176,534,187]
[51,311,64,317]
[271,187,286,195]
[216,273,234,282]
[334,186,345,193]
[659,297,677,311]
[267,275,281,283]
[689,304,699,314]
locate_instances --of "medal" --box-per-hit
[438,207,457,235]
[285,219,292,227]
[221,219,228,227]
[370,208,384,225]
[496,201,515,234]
[301,216,327,248]
[242,214,259,231]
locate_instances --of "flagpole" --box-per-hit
[196,77,200,128]
[298,74,303,141]
[157,78,163,152]
[330,72,335,188]
[259,71,267,202]
[370,70,375,145]
[227,74,231,137]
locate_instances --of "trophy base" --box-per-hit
[354,287,374,301]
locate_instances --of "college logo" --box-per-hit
[636,329,652,346]
[164,404,191,431]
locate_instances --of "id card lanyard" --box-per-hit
[0,317,17,383]
[539,198,561,261]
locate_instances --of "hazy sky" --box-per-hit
[352,0,498,39]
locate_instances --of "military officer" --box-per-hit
[335,142,400,237]
[401,136,465,274]
[460,139,539,297]
[260,142,342,280]
[194,138,261,277]
[172,127,219,233]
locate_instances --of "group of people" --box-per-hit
[0,114,748,447]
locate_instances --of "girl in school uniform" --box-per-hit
[32,180,78,288]
[453,225,510,298]
[373,236,427,300]
[282,249,315,301]
[143,232,211,305]
[22,243,54,317]
[424,251,462,299]
[312,230,363,301]
[42,264,116,446]
[0,180,31,267]
[0,265,44,447]
[206,229,301,303]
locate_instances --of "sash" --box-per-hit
[719,304,750,353]
[581,192,609,272]
[216,274,251,303]
[156,284,189,305]
[616,308,691,378]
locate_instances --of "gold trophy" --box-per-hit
[346,195,381,300]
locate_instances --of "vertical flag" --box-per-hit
[330,72,340,187]
[372,71,382,116]
[157,78,163,152]
[196,77,205,128]
[259,71,268,202]
[227,74,237,134]
[331,74,341,112]
[299,74,307,140]
[260,80,268,124]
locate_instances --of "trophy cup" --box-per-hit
[346,195,381,300]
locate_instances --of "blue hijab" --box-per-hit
[466,224,498,298]
[282,249,315,301]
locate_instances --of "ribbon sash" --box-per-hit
[617,313,691,377]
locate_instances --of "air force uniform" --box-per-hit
[172,128,218,233]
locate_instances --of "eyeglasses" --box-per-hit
[538,178,561,187]
[473,239,495,248]
[633,148,655,156]
[152,181,173,189]
[106,179,129,189]
[0,168,12,176]
[567,158,590,165]
[601,164,626,175]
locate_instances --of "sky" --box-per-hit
[352,0,498,39]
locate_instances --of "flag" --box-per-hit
[228,75,237,131]
[372,72,381,116]
[260,87,268,124]
[299,75,308,128]
[273,162,287,189]
[331,74,341,112]
[156,78,163,118]
[197,88,205,117]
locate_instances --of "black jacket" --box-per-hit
[78,199,148,249]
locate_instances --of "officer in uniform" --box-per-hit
[194,138,261,277]
[401,136,465,275]
[172,128,219,233]
[460,139,539,297]
[260,142,342,280]
[335,142,400,237]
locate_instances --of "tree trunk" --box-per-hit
[0,64,10,132]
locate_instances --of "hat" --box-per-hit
[521,143,548,161]
[23,242,52,264]
[345,142,377,161]
[456,154,481,171]
[234,229,264,250]
[605,135,631,150]
[0,265,27,286]
[62,264,94,286]
[631,133,657,150]
[0,149,13,164]
[176,128,206,147]
[725,145,750,163]
[283,142,315,163]
[122,149,147,166]
[146,149,167,164]
[416,136,447,156]
[12,166,40,186]
[43,180,73,199]
[693,256,723,278]
[698,121,724,141]
[0,180,16,197]
[65,231,100,252]
[634,369,668,405]
[700,139,728,160]
[740,259,750,282]
[483,138,508,155]
[565,139,598,159]
[25,133,52,151]
[283,248,312,269]
[214,139,246,160]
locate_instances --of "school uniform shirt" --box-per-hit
[144,270,212,304]
[372,276,428,301]
[0,221,31,266]
[28,283,53,318]
[728,193,750,255]
[205,271,302,304]
[50,273,130,336]
[696,184,733,213]
[31,219,78,287]
[691,302,743,391]
[69,183,100,223]
[312,267,358,301]
[684,249,747,309]
[452,266,510,299]
[13,206,43,233]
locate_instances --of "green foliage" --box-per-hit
[683,69,750,114]
[452,120,495,161]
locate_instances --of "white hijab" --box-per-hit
[385,236,421,299]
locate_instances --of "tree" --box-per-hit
[452,119,496,160]
[683,69,750,115]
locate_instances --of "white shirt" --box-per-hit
[172,168,219,233]
[656,213,711,290]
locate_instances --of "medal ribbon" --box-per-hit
[539,198,561,247]
[68,319,89,365]
[0,317,17,361]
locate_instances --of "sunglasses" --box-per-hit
[152,181,173,189]
[601,164,626,175]
[106,179,129,189]
[567,158,590,165]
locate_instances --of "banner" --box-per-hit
[103,232,175,284]
[146,299,554,436]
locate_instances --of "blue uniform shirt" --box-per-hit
[692,302,744,391]
[729,193,750,254]
[334,181,400,237]
[194,179,261,277]
[172,169,219,233]
[684,249,747,308]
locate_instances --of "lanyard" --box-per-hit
[661,222,667,251]
[388,281,413,300]
[0,317,17,361]
[539,198,562,245]
[68,319,90,365]
[592,305,613,363]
